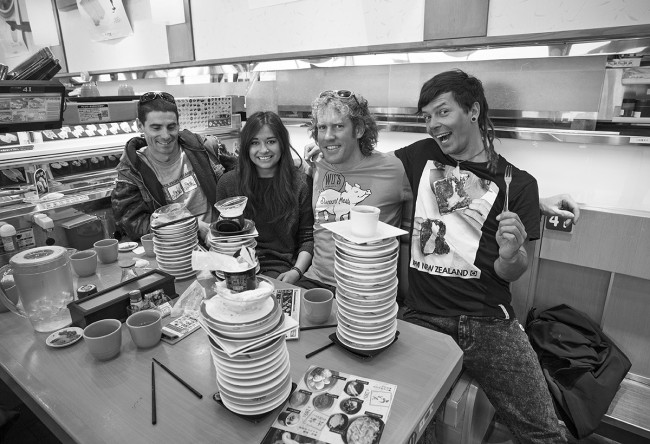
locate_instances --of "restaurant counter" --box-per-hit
[0,252,463,444]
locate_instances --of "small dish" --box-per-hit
[46,327,83,348]
[212,219,255,237]
[118,242,138,252]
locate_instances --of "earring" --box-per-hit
[471,116,477,122]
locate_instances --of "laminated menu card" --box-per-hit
[260,365,396,444]
[274,288,300,340]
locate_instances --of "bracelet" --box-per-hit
[291,266,304,279]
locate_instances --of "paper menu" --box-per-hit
[274,289,300,340]
[260,365,397,444]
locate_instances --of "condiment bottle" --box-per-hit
[0,224,18,253]
[119,259,138,282]
[129,290,144,313]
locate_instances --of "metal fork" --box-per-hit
[504,164,512,213]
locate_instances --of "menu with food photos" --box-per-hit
[260,365,396,444]
[274,289,300,340]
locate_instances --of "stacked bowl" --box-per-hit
[207,219,259,279]
[199,281,292,416]
[151,217,198,280]
[333,233,400,351]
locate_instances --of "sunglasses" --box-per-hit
[319,90,360,106]
[139,91,176,105]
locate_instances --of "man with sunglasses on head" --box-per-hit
[111,91,237,241]
[297,89,412,291]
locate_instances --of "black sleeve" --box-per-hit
[111,181,152,241]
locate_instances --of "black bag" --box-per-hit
[525,304,631,439]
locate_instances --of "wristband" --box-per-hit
[290,266,304,279]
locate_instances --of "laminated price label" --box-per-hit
[545,215,573,233]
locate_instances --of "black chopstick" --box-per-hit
[152,358,203,399]
[305,341,336,359]
[300,324,338,331]
[151,362,157,425]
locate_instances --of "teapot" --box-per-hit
[0,246,75,332]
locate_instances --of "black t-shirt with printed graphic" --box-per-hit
[395,138,540,319]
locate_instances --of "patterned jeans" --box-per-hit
[402,307,567,444]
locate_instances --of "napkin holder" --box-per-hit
[68,269,177,328]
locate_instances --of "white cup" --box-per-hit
[350,205,380,237]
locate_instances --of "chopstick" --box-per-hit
[152,358,203,399]
[151,362,157,425]
[305,341,336,359]
[300,324,338,331]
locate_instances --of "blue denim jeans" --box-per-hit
[402,308,567,444]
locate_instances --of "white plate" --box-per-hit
[337,303,399,327]
[217,359,290,396]
[218,354,289,389]
[335,263,396,281]
[338,319,397,342]
[337,280,399,300]
[324,220,407,244]
[118,242,138,252]
[336,292,396,313]
[336,326,397,351]
[336,249,399,265]
[336,270,397,289]
[335,241,399,259]
[213,345,286,376]
[45,327,83,348]
[220,375,292,415]
[218,372,291,406]
[334,251,398,273]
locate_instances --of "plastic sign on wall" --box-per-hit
[545,215,573,233]
[76,0,132,41]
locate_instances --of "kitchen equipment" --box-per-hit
[0,246,75,332]
[61,214,104,250]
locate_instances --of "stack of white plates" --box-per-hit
[200,289,292,416]
[151,217,199,280]
[333,233,400,351]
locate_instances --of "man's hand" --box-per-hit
[303,143,322,164]
[539,194,580,224]
[495,211,527,260]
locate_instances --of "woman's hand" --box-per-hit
[278,268,300,284]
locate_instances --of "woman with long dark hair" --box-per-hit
[215,111,313,283]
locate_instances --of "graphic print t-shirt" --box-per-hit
[140,147,209,222]
[395,139,540,318]
[304,151,412,287]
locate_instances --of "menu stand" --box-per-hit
[328,331,400,360]
[212,383,297,423]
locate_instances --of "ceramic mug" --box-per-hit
[140,234,155,258]
[70,250,98,277]
[83,319,122,361]
[350,205,380,237]
[94,239,118,264]
[303,289,334,324]
[126,309,162,348]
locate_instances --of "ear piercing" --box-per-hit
[471,116,478,122]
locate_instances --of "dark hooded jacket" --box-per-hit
[526,304,631,439]
[111,130,237,240]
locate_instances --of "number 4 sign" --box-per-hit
[545,215,573,233]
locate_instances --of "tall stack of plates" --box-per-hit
[207,219,259,279]
[333,233,400,351]
[199,287,292,416]
[151,217,199,280]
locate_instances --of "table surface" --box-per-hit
[0,252,462,444]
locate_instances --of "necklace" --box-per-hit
[451,148,485,178]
